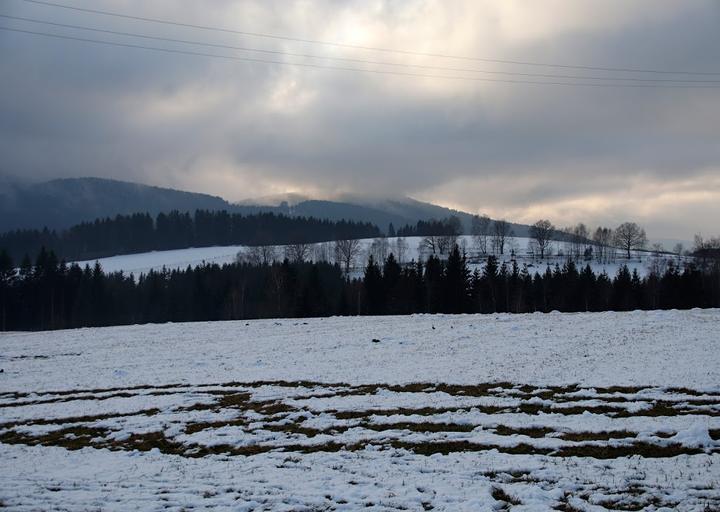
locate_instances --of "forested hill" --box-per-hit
[1,177,535,237]
[0,177,233,232]
[0,211,380,263]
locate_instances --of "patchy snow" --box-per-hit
[672,422,717,449]
[1,309,719,510]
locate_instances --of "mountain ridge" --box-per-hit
[0,176,531,237]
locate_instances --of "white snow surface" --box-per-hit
[74,244,248,275]
[73,235,659,278]
[1,309,719,510]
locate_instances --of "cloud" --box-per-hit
[0,0,719,239]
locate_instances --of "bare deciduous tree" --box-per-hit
[437,234,457,255]
[418,216,462,258]
[471,214,491,256]
[562,223,589,261]
[593,227,614,263]
[694,234,720,252]
[574,223,589,260]
[394,237,408,264]
[647,242,668,276]
[312,242,332,263]
[437,216,461,255]
[334,239,362,274]
[369,237,390,262]
[285,242,311,263]
[420,235,439,256]
[247,244,277,265]
[614,222,647,259]
[507,237,519,257]
[529,219,555,260]
[491,219,512,255]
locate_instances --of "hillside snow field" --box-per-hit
[74,235,654,278]
[2,309,719,510]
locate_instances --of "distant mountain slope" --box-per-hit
[233,194,532,237]
[332,196,531,237]
[287,200,413,231]
[0,177,231,231]
[0,176,534,238]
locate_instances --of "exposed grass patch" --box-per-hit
[361,421,476,434]
[3,379,718,464]
[594,495,672,511]
[554,494,584,512]
[0,408,160,430]
[262,423,324,438]
[493,425,555,438]
[184,418,247,435]
[559,430,636,442]
[491,486,521,506]
[0,425,110,451]
[390,440,551,456]
[555,441,705,459]
[332,405,503,420]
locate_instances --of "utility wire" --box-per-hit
[17,0,720,76]
[2,14,719,84]
[3,26,720,89]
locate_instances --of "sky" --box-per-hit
[1,0,719,240]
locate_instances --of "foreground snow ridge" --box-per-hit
[1,310,719,510]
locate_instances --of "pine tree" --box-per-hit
[0,250,15,331]
[363,255,384,315]
[424,255,444,313]
[578,264,596,311]
[383,253,402,314]
[612,265,633,311]
[444,245,470,313]
[520,265,533,313]
[413,260,426,312]
[483,256,499,313]
[498,262,510,312]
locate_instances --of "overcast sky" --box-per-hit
[1,0,719,240]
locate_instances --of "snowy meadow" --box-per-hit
[74,235,658,279]
[1,309,719,510]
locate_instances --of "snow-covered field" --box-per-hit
[74,235,659,278]
[75,244,248,275]
[1,309,719,510]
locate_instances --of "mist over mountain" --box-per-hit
[0,177,231,232]
[0,176,533,237]
[261,197,530,238]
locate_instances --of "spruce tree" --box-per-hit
[0,250,15,331]
[444,245,470,313]
[363,255,384,315]
[383,253,401,314]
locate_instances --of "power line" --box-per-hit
[2,26,720,89]
[3,13,719,85]
[18,0,720,77]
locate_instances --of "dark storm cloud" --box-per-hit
[0,0,719,238]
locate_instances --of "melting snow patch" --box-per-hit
[671,422,716,449]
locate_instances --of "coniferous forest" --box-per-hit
[1,245,718,332]
[0,210,381,263]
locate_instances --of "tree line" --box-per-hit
[1,244,718,331]
[0,210,381,263]
[526,219,649,261]
[401,215,651,262]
